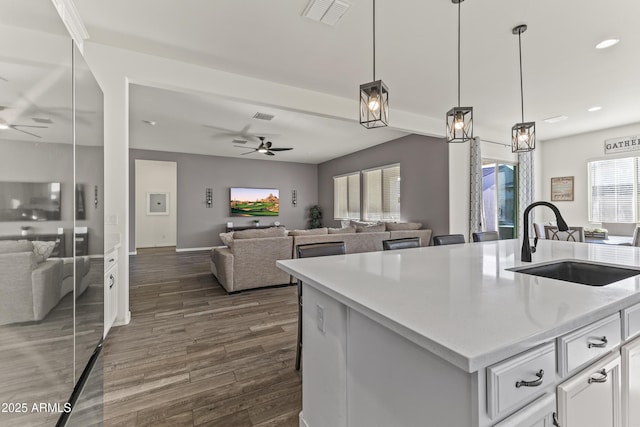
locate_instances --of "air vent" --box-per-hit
[253,112,275,121]
[232,139,247,144]
[543,115,568,124]
[302,0,350,26]
[32,117,54,124]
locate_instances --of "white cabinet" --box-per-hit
[622,336,640,427]
[557,352,622,427]
[104,247,118,336]
[493,394,557,427]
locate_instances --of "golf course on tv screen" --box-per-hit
[230,187,279,217]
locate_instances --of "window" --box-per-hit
[588,157,637,223]
[362,164,401,221]
[482,162,517,238]
[333,172,360,220]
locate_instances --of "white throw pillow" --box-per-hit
[33,240,56,263]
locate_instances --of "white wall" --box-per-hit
[539,122,640,224]
[135,160,177,248]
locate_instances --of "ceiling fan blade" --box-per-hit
[240,151,255,155]
[269,147,293,151]
[265,151,275,156]
[11,127,42,138]
[11,124,48,129]
[233,145,252,149]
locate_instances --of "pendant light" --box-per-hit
[446,0,473,143]
[359,0,389,128]
[511,24,535,152]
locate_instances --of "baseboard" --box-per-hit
[128,250,137,256]
[299,412,309,427]
[113,310,131,327]
[176,246,215,252]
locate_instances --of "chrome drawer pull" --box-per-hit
[588,369,608,384]
[109,274,115,289]
[587,336,608,348]
[552,412,560,426]
[515,369,544,388]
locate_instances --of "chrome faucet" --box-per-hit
[521,201,569,262]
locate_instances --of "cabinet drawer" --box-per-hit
[557,313,621,377]
[487,342,556,420]
[493,393,556,427]
[104,249,118,272]
[622,302,640,341]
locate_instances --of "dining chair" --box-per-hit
[472,231,500,242]
[632,226,640,247]
[382,237,421,250]
[544,225,585,242]
[294,241,346,370]
[432,234,466,246]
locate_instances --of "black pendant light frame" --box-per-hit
[359,0,389,128]
[511,24,535,153]
[446,0,473,143]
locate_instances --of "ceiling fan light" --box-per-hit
[360,80,389,128]
[0,118,8,130]
[511,122,536,152]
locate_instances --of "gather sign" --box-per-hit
[604,135,640,155]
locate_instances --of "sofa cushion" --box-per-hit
[33,240,56,263]
[385,222,423,231]
[0,240,33,254]
[288,228,328,236]
[328,226,356,234]
[356,223,386,233]
[233,227,287,239]
[219,232,234,247]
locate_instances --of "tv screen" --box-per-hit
[0,182,61,221]
[230,187,279,217]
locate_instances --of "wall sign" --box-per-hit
[604,135,640,155]
[551,176,574,201]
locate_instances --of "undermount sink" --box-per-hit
[509,260,640,286]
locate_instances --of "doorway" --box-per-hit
[482,161,518,239]
[135,159,177,249]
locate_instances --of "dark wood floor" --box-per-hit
[103,247,301,426]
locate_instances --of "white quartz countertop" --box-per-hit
[277,239,640,372]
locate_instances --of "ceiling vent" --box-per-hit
[302,0,350,26]
[253,112,275,121]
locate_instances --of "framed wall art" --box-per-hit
[550,176,574,201]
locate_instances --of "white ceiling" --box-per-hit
[5,0,640,161]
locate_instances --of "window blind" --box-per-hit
[363,164,400,221]
[333,173,360,220]
[589,157,635,222]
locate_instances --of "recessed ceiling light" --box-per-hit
[142,120,156,126]
[595,39,620,49]
[543,115,568,124]
[588,106,602,112]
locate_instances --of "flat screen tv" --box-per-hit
[230,187,279,217]
[0,182,61,221]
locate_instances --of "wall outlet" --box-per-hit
[316,304,325,334]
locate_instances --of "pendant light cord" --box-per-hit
[518,30,524,123]
[373,0,376,81]
[457,0,461,107]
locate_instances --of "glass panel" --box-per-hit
[0,2,75,425]
[497,164,517,239]
[482,164,497,233]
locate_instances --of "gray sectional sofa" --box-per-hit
[0,240,91,325]
[210,224,432,293]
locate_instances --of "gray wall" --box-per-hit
[0,140,104,256]
[317,134,449,240]
[129,149,318,251]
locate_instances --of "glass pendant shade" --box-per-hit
[511,121,536,152]
[360,80,389,128]
[446,106,473,143]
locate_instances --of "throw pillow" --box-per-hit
[219,232,234,248]
[288,228,329,236]
[32,240,56,263]
[350,220,382,228]
[385,222,422,231]
[355,223,386,233]
[328,226,356,234]
[0,240,34,254]
[233,227,287,240]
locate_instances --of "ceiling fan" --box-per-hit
[0,117,47,138]
[235,136,293,156]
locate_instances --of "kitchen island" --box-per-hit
[277,239,640,427]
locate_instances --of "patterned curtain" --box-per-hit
[518,150,535,238]
[469,137,483,240]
